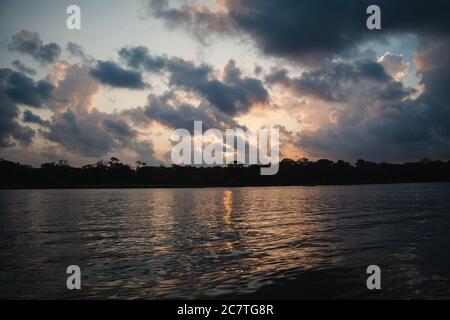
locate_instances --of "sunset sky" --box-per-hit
[1,0,449,166]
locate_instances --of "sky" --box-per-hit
[0,0,449,167]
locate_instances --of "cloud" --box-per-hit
[147,0,450,63]
[46,64,99,114]
[266,59,414,103]
[11,60,36,76]
[23,110,50,126]
[66,42,95,63]
[26,61,159,163]
[90,60,148,89]
[378,52,408,81]
[39,107,159,164]
[414,38,450,137]
[296,40,450,162]
[102,117,137,139]
[0,68,54,108]
[41,109,137,158]
[118,46,167,71]
[129,139,160,165]
[119,46,269,115]
[126,90,239,132]
[147,0,236,44]
[168,58,268,116]
[143,0,450,162]
[7,30,61,64]
[147,95,237,131]
[3,5,450,164]
[0,69,42,147]
[0,100,35,147]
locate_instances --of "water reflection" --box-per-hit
[0,183,449,299]
[223,190,233,225]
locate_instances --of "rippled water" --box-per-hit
[0,183,449,299]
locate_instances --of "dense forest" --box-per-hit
[0,157,449,188]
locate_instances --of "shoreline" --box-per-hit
[1,180,448,190]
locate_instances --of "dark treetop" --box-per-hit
[1,157,449,188]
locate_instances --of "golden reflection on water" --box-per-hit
[223,190,233,225]
[222,189,236,252]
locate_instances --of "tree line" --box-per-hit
[0,157,449,188]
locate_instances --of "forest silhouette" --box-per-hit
[1,157,449,188]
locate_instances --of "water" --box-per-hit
[0,183,449,299]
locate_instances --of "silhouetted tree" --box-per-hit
[0,157,449,188]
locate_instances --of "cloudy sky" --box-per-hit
[0,0,449,166]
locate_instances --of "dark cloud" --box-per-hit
[119,47,269,115]
[254,65,263,76]
[90,61,148,89]
[23,110,50,127]
[0,68,54,108]
[66,42,95,63]
[147,94,238,131]
[223,0,371,62]
[147,0,236,44]
[126,90,253,166]
[210,59,269,115]
[103,118,137,139]
[125,90,239,132]
[41,109,138,158]
[0,100,35,147]
[22,61,157,162]
[118,46,167,71]
[0,68,54,147]
[8,30,61,64]
[166,58,268,116]
[39,108,159,164]
[297,39,450,162]
[297,98,450,162]
[129,139,160,165]
[414,38,450,137]
[266,59,413,102]
[145,0,450,162]
[147,0,450,63]
[3,3,450,164]
[41,111,115,157]
[11,60,36,76]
